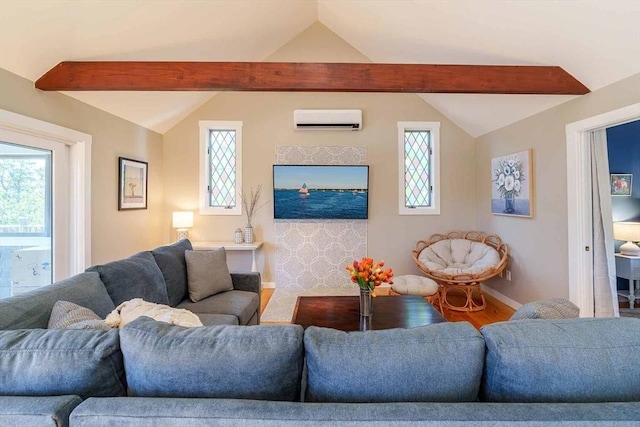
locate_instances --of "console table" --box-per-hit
[615,253,640,310]
[192,241,263,273]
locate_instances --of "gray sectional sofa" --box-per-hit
[0,239,261,330]
[1,242,639,426]
[1,317,639,426]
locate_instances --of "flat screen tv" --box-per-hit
[273,165,369,219]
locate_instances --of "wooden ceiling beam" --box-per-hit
[35,61,590,95]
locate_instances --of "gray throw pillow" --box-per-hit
[510,298,580,320]
[185,248,233,302]
[48,300,111,330]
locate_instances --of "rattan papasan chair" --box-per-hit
[412,231,508,312]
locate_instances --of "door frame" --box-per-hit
[565,103,640,317]
[0,109,92,276]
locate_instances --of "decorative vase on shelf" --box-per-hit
[234,228,244,244]
[504,195,515,214]
[244,225,254,244]
[359,288,373,317]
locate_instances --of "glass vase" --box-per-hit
[504,196,515,214]
[359,287,373,317]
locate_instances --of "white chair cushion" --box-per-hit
[418,239,500,276]
[391,275,439,296]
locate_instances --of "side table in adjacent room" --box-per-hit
[615,253,640,310]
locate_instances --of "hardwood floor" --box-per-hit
[260,288,275,315]
[259,287,513,329]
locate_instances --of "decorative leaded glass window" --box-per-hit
[199,121,242,215]
[397,122,440,215]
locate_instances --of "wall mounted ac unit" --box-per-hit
[293,109,362,131]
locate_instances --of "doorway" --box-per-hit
[0,141,63,297]
[0,110,92,298]
[566,103,640,317]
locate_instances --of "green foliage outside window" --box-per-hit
[0,157,47,234]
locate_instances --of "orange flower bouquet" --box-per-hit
[346,257,394,294]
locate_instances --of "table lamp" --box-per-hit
[172,211,193,241]
[613,221,640,256]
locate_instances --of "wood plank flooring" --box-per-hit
[260,287,514,329]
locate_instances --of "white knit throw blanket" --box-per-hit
[105,298,203,328]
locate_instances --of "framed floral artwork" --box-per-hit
[610,173,632,196]
[491,149,533,217]
[118,157,148,210]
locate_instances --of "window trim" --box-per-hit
[0,108,92,277]
[397,121,440,215]
[199,120,243,215]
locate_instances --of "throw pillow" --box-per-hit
[185,248,233,302]
[87,251,169,306]
[510,298,580,320]
[151,239,193,306]
[0,328,126,399]
[120,317,304,400]
[48,300,111,330]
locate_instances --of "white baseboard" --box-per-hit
[482,285,522,310]
[262,282,275,289]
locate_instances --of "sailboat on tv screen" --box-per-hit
[298,182,309,197]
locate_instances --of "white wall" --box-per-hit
[475,73,640,304]
[0,68,165,265]
[162,23,477,282]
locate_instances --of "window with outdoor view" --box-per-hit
[199,121,243,215]
[397,121,440,215]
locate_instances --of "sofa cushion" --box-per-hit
[510,298,580,320]
[185,248,233,302]
[480,317,640,402]
[177,290,258,325]
[151,239,193,307]
[0,328,126,399]
[304,322,485,403]
[196,313,240,326]
[0,272,115,330]
[120,317,304,400]
[0,395,83,427]
[87,251,169,306]
[48,301,110,330]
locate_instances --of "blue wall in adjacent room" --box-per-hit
[607,119,640,292]
[608,119,640,221]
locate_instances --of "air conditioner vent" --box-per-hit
[293,109,362,131]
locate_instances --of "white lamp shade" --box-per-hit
[613,222,640,242]
[172,211,193,229]
[614,221,640,256]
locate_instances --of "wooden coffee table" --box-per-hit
[292,295,447,331]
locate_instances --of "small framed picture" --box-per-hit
[118,157,148,210]
[610,174,632,196]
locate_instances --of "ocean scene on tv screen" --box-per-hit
[273,165,369,219]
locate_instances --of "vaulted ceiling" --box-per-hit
[1,0,638,136]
